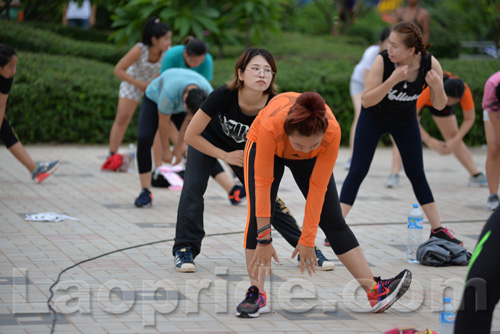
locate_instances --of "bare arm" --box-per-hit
[89,4,97,27]
[420,9,430,44]
[171,112,193,165]
[113,45,148,92]
[427,57,448,111]
[0,93,7,130]
[185,109,244,167]
[158,112,173,163]
[418,108,447,154]
[62,3,68,25]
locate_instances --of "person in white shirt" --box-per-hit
[62,0,96,29]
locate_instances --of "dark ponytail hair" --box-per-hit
[183,36,207,56]
[391,21,430,57]
[284,92,329,137]
[444,78,465,99]
[185,88,208,114]
[0,44,17,67]
[380,27,391,43]
[142,17,171,46]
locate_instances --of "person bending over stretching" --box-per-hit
[237,91,412,318]
[173,48,333,273]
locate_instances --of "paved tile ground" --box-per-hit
[0,144,498,334]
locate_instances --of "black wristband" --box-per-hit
[256,238,273,245]
[257,224,271,234]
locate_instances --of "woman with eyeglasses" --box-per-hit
[172,48,333,273]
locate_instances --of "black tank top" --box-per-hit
[365,50,432,127]
[0,75,14,95]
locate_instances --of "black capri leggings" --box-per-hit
[136,96,223,177]
[340,109,434,206]
[1,117,19,148]
[455,209,500,334]
[244,141,359,255]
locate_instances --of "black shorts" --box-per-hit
[0,117,20,148]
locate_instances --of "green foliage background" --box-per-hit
[1,9,499,147]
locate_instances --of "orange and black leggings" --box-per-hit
[244,140,359,254]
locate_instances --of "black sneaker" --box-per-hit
[236,286,269,318]
[134,188,152,207]
[228,185,246,205]
[430,227,463,246]
[174,247,196,273]
[368,269,412,313]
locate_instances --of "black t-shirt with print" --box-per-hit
[365,50,432,127]
[0,75,14,95]
[199,84,274,152]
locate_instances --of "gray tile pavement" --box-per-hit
[0,144,498,333]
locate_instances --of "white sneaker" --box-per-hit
[487,194,499,211]
[386,173,399,188]
[344,158,352,170]
[469,172,488,187]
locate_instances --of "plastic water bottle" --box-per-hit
[128,143,136,172]
[407,203,423,263]
[439,297,456,334]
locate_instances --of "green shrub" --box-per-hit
[23,21,112,43]
[6,52,125,144]
[4,29,498,147]
[428,21,461,59]
[0,20,128,64]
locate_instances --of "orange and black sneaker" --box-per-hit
[228,185,246,205]
[236,286,269,318]
[368,269,412,313]
[32,160,60,184]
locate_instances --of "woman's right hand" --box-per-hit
[223,150,244,167]
[426,137,447,155]
[390,65,408,85]
[136,80,149,93]
[162,148,173,164]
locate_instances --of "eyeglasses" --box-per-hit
[245,67,274,77]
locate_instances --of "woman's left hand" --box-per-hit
[292,244,317,276]
[425,69,443,90]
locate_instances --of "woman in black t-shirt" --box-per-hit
[339,22,463,245]
[172,48,333,273]
[0,45,59,184]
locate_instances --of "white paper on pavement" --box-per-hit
[25,212,80,222]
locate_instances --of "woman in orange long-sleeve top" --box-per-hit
[236,91,412,318]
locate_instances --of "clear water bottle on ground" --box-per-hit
[439,297,456,334]
[407,203,423,263]
[128,143,136,172]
